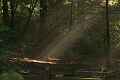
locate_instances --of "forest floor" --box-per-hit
[23,75,102,80]
[22,71,116,80]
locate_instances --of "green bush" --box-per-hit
[0,71,24,80]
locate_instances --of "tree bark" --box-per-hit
[10,0,15,29]
[9,0,17,44]
[39,0,47,40]
[105,0,111,69]
[69,0,73,32]
[3,0,9,26]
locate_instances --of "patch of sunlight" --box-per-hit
[63,0,71,5]
[109,0,118,6]
[26,4,31,8]
[34,8,38,11]
[102,0,118,6]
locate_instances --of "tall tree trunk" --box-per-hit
[3,0,9,26]
[69,0,73,32]
[105,0,110,69]
[10,0,14,29]
[39,0,47,41]
[9,0,16,44]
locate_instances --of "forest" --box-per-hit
[0,0,120,80]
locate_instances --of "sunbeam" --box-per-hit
[37,13,102,61]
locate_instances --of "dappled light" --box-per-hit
[109,0,118,6]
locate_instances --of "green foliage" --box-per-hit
[0,24,10,71]
[0,71,24,80]
[0,25,9,32]
[0,45,10,72]
[0,49,8,65]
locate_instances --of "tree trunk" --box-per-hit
[39,0,47,41]
[23,0,38,34]
[105,0,111,69]
[10,0,15,29]
[3,0,9,26]
[9,0,16,44]
[69,0,73,32]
